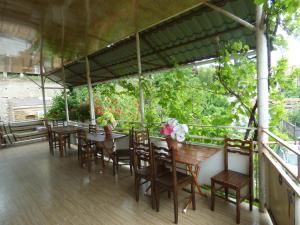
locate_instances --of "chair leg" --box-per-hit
[225,187,229,200]
[112,154,117,176]
[101,149,105,168]
[211,180,215,211]
[77,146,80,160]
[249,181,253,211]
[236,190,241,224]
[173,190,178,224]
[87,154,92,172]
[94,153,98,165]
[191,181,196,210]
[135,176,140,202]
[68,136,71,148]
[155,184,160,212]
[130,163,133,176]
[80,153,85,168]
[130,150,133,176]
[151,181,155,210]
[116,156,119,174]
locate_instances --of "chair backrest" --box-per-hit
[46,124,53,139]
[134,128,150,144]
[77,129,88,147]
[129,127,134,149]
[152,144,176,183]
[224,138,253,177]
[53,120,64,127]
[0,131,4,147]
[133,141,152,173]
[89,124,97,133]
[102,136,116,155]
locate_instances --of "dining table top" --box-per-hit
[51,126,82,134]
[153,140,222,166]
[86,132,127,142]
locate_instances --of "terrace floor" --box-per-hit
[0,142,273,225]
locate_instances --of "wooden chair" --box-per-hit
[52,120,65,127]
[78,130,97,172]
[132,141,155,209]
[0,131,4,149]
[115,128,134,175]
[211,138,253,224]
[97,136,118,175]
[47,124,59,155]
[88,124,97,147]
[89,124,97,133]
[52,120,71,149]
[134,128,150,144]
[152,144,195,224]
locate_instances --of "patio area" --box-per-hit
[0,142,272,225]
[1,0,299,225]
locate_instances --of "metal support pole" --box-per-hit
[61,58,69,122]
[204,2,256,31]
[256,4,268,213]
[40,37,47,115]
[85,56,96,125]
[136,32,145,126]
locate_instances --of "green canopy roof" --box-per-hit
[47,0,256,87]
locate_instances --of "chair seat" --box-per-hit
[156,171,192,188]
[136,166,151,177]
[211,170,250,189]
[116,149,131,157]
[82,145,97,153]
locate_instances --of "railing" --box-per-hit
[281,120,300,141]
[116,120,257,144]
[263,129,300,182]
[262,129,300,225]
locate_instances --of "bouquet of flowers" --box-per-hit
[160,118,188,142]
[96,111,117,128]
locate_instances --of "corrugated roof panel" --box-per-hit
[47,0,257,87]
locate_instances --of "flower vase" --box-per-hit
[166,136,178,149]
[104,125,112,136]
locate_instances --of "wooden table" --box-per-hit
[86,132,127,142]
[154,140,221,212]
[52,126,82,157]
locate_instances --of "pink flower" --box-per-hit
[160,124,173,135]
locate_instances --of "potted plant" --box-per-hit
[160,118,188,149]
[96,111,117,136]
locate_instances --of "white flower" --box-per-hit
[171,131,176,140]
[182,124,188,133]
[176,134,185,142]
[163,118,189,142]
[167,118,178,127]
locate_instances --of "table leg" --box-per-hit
[183,164,206,213]
[59,134,64,157]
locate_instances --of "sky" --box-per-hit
[272,29,300,67]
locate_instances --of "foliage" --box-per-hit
[288,109,300,126]
[96,111,116,127]
[44,88,90,122]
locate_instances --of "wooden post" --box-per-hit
[136,32,145,126]
[256,4,269,213]
[40,36,47,115]
[61,58,69,122]
[85,56,96,125]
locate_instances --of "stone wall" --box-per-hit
[0,97,9,121]
[0,76,61,122]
